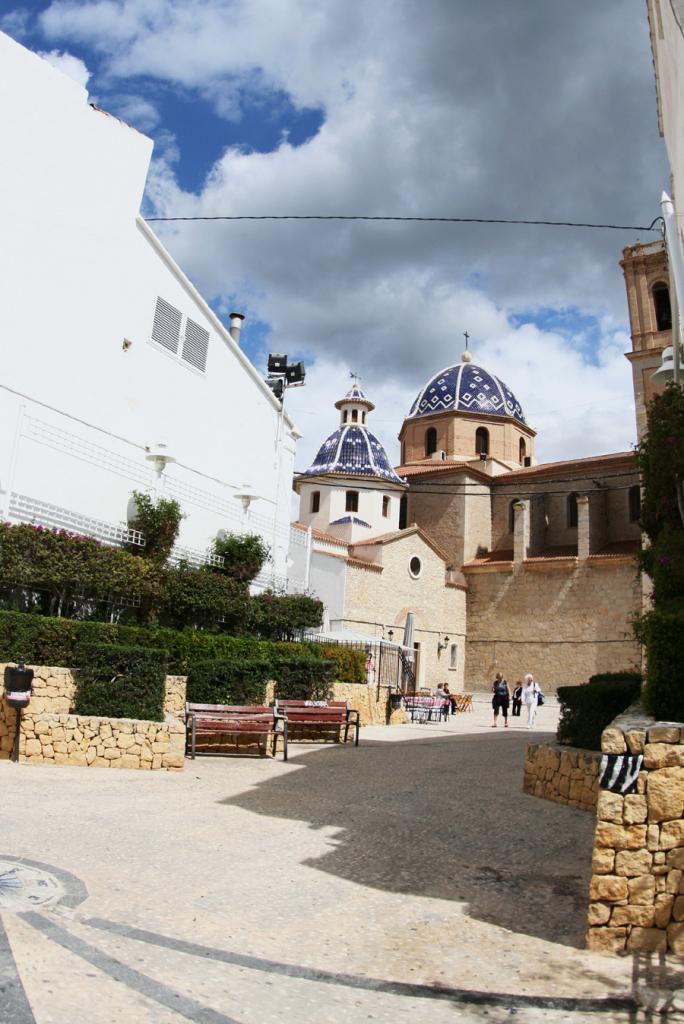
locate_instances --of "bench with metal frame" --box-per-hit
[185,703,288,760]
[274,699,360,746]
[402,693,450,723]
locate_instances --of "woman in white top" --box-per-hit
[521,673,541,727]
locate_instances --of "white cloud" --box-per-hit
[38,48,91,89]
[39,0,667,463]
[109,93,160,131]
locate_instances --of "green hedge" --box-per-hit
[74,644,167,721]
[641,609,684,722]
[0,610,367,683]
[186,659,273,706]
[272,657,335,701]
[557,674,643,751]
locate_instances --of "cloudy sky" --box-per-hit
[2,1,670,469]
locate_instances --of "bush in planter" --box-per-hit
[556,674,642,751]
[186,659,272,706]
[273,657,335,701]
[155,566,249,631]
[319,645,367,685]
[73,643,167,721]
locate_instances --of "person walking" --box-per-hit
[491,672,510,728]
[521,673,541,728]
[511,681,523,718]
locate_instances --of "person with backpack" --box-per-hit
[491,672,510,728]
[521,673,541,727]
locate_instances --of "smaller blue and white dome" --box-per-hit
[409,355,526,423]
[302,424,404,483]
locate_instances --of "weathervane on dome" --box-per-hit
[462,330,472,363]
[349,370,362,386]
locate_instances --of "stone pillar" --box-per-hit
[513,499,530,564]
[577,494,590,560]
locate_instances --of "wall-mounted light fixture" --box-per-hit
[145,442,176,478]
[387,629,394,642]
[437,635,450,653]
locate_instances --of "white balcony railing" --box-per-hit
[7,493,144,547]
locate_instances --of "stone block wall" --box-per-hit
[0,665,186,771]
[586,707,684,956]
[332,681,388,725]
[523,742,600,812]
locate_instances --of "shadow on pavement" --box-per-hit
[220,729,596,948]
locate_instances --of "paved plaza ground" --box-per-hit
[1,700,682,1023]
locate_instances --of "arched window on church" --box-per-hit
[629,485,641,523]
[475,427,489,457]
[342,411,348,423]
[362,411,366,424]
[519,438,526,465]
[310,491,320,514]
[567,492,578,529]
[508,498,521,533]
[653,281,672,333]
[346,490,359,513]
[351,409,358,423]
[425,427,437,457]
[401,442,406,464]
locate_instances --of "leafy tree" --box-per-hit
[127,491,182,564]
[250,591,324,640]
[212,532,270,583]
[155,565,249,631]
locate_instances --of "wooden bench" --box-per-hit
[274,700,360,746]
[453,693,473,713]
[185,703,287,760]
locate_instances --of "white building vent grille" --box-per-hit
[151,297,182,354]
[182,318,210,372]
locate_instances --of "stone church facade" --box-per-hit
[291,241,672,692]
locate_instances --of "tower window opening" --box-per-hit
[382,495,390,518]
[346,490,359,513]
[362,411,366,424]
[629,485,641,523]
[653,281,672,332]
[567,492,578,529]
[310,491,320,514]
[508,498,521,533]
[351,409,358,423]
[425,427,437,456]
[475,427,489,456]
[519,437,526,464]
[343,411,348,423]
[399,494,408,529]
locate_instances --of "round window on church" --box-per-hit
[409,556,422,578]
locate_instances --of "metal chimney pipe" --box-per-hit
[229,312,245,346]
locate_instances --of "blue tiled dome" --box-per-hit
[409,361,526,423]
[302,425,405,484]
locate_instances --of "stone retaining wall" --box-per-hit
[0,665,185,771]
[586,706,684,956]
[332,681,389,725]
[524,742,600,812]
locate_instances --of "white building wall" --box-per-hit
[0,32,298,582]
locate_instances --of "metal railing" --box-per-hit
[8,493,145,547]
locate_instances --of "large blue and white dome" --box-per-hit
[409,357,526,424]
[302,424,404,483]
[302,382,404,484]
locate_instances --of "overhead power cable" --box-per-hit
[146,214,662,232]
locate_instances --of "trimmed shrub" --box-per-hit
[273,657,335,701]
[186,659,273,706]
[0,610,367,684]
[73,643,167,721]
[557,675,643,751]
[319,644,367,685]
[641,609,684,722]
[155,566,249,631]
[250,592,324,640]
